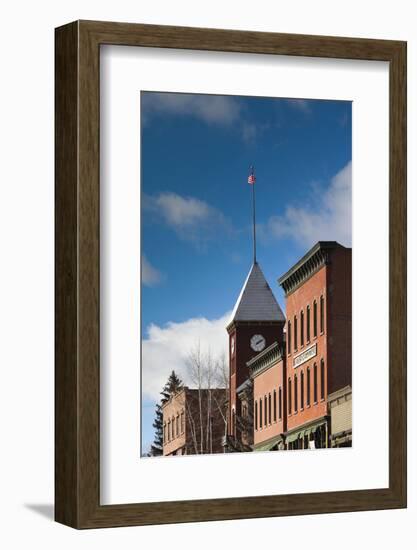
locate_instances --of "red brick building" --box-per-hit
[226,262,285,450]
[248,342,287,451]
[278,241,352,449]
[162,387,227,456]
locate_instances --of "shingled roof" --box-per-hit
[228,262,285,325]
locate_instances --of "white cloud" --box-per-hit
[144,192,232,248]
[142,256,164,287]
[266,162,352,248]
[142,312,230,401]
[142,92,241,126]
[241,121,270,145]
[142,92,270,146]
[286,98,312,114]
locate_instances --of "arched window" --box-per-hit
[168,419,171,441]
[307,305,311,342]
[320,359,325,399]
[313,363,318,403]
[313,300,318,337]
[172,416,176,438]
[163,422,167,443]
[294,374,298,412]
[301,370,304,409]
[307,368,311,406]
[273,390,277,422]
[288,378,292,414]
[300,310,304,346]
[181,410,184,433]
[264,396,267,425]
[176,415,179,437]
[255,400,258,430]
[287,320,292,354]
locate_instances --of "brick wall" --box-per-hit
[253,357,286,446]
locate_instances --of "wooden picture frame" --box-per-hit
[55,20,407,528]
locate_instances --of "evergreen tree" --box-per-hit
[149,403,164,456]
[161,370,184,403]
[149,370,183,456]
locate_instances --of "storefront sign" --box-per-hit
[293,343,317,368]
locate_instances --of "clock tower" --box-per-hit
[226,261,285,443]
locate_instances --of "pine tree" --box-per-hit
[161,370,183,403]
[149,403,164,456]
[149,370,183,456]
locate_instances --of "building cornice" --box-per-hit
[278,241,344,296]
[247,341,283,378]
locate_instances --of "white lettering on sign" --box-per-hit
[293,344,317,368]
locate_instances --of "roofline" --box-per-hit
[228,261,285,326]
[278,241,345,286]
[236,379,252,395]
[161,387,226,408]
[226,318,285,332]
[247,341,280,368]
[247,341,284,379]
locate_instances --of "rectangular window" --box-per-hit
[320,359,325,399]
[268,393,271,424]
[273,390,277,422]
[255,400,258,430]
[313,300,318,337]
[168,420,171,441]
[320,295,325,333]
[259,399,263,428]
[300,310,304,346]
[314,364,318,403]
[288,379,292,415]
[172,417,176,438]
[279,387,282,420]
[181,411,184,433]
[288,320,291,354]
[163,423,167,443]
[176,415,179,436]
[294,316,298,350]
[307,368,311,406]
[301,371,304,409]
[307,305,311,342]
[294,374,298,412]
[264,396,267,425]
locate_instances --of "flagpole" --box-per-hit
[251,166,257,264]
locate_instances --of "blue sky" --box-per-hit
[140,92,351,454]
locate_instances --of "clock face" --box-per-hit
[250,334,266,352]
[231,336,235,356]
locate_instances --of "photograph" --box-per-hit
[141,91,352,457]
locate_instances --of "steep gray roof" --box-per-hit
[229,262,285,324]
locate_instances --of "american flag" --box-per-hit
[248,168,256,185]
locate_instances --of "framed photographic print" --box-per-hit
[55,20,406,528]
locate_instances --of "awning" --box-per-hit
[254,436,282,452]
[311,422,326,434]
[286,432,300,443]
[286,421,327,443]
